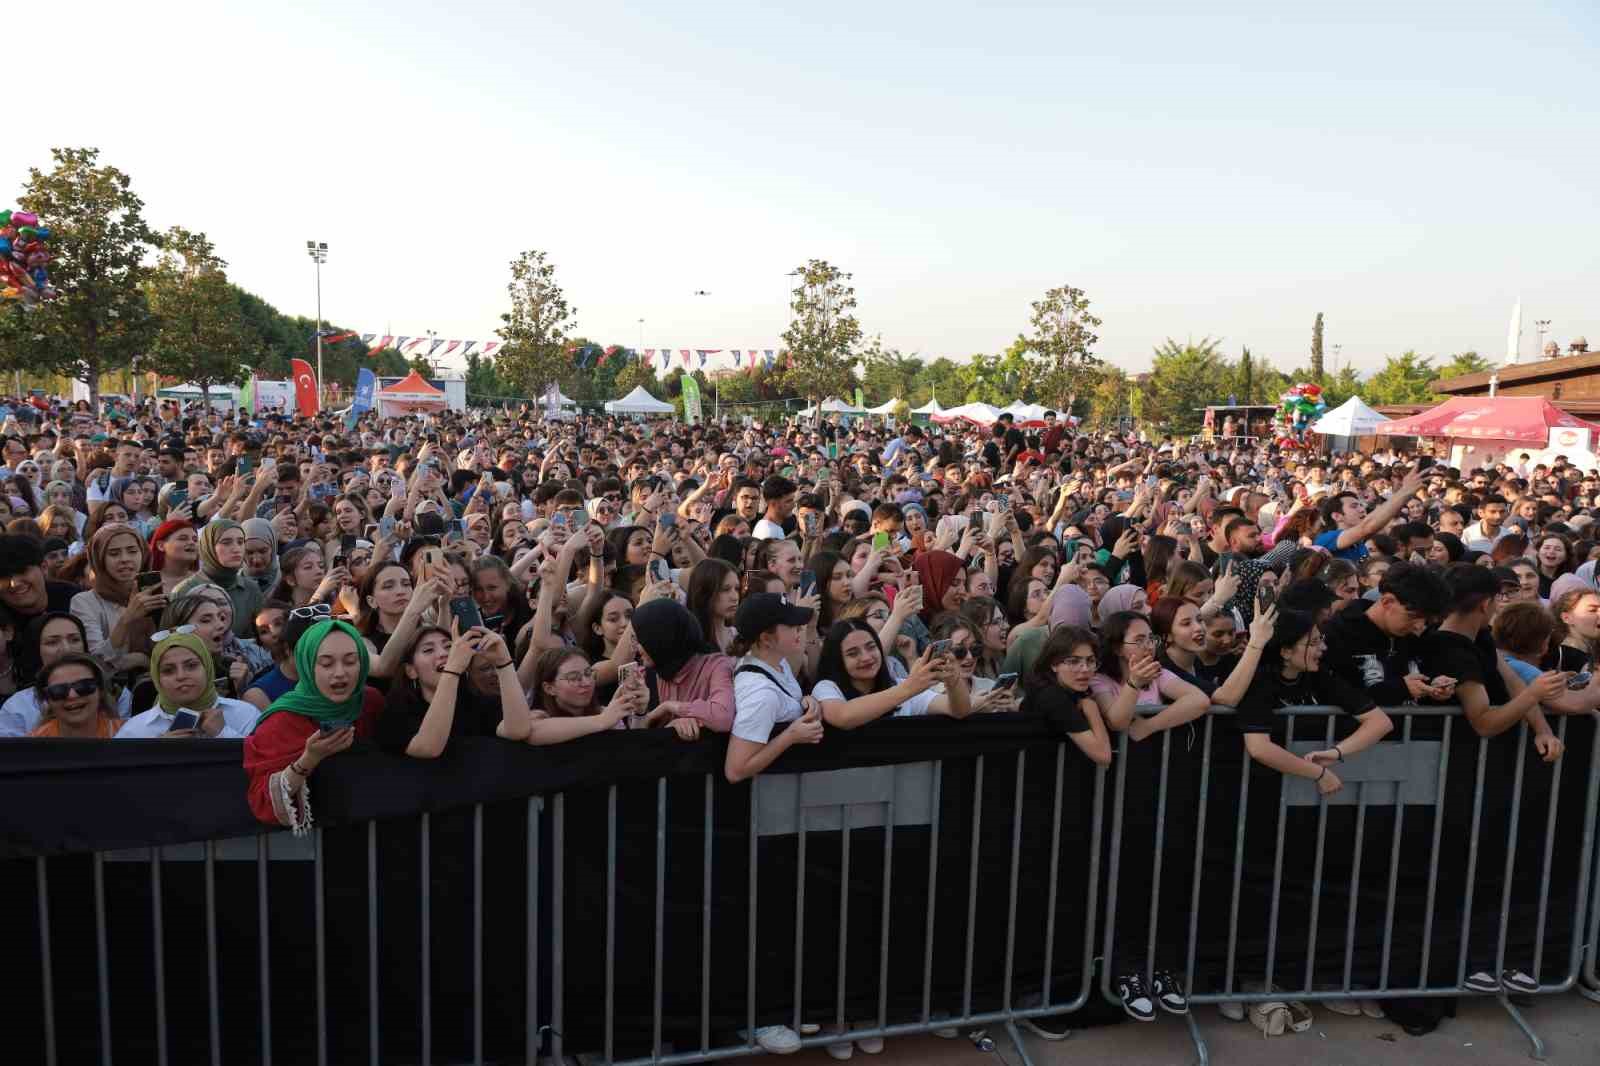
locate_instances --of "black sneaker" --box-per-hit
[1463,971,1499,994]
[1117,973,1157,1022]
[1502,969,1538,994]
[1152,970,1189,1015]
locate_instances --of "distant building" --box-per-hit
[1429,336,1600,417]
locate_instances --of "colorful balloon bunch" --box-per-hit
[0,209,56,305]
[1278,382,1327,441]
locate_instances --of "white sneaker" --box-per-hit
[825,1041,853,1060]
[752,1026,801,1054]
[854,1035,885,1054]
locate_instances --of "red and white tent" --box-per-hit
[377,371,449,416]
[1380,396,1600,444]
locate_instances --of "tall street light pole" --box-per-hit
[306,241,328,406]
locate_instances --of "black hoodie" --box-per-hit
[1321,598,1423,706]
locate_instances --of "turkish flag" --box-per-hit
[291,359,320,417]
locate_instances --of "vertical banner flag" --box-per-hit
[347,367,376,430]
[855,387,864,410]
[680,349,692,367]
[643,349,655,366]
[290,358,319,417]
[481,342,500,357]
[681,373,702,426]
[731,350,742,366]
[543,382,561,420]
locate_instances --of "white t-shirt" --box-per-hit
[115,698,260,739]
[0,685,134,737]
[752,518,787,541]
[812,678,940,718]
[731,656,804,743]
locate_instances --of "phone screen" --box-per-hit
[872,531,890,552]
[449,596,484,631]
[168,709,200,733]
[798,570,817,598]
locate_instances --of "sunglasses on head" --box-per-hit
[289,603,332,621]
[45,677,101,701]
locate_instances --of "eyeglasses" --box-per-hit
[1061,656,1097,669]
[1123,633,1155,647]
[151,623,198,642]
[289,603,332,621]
[44,677,101,701]
[556,668,596,684]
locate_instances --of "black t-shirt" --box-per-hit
[1419,628,1508,706]
[1234,667,1375,735]
[1161,651,1238,697]
[1322,600,1422,707]
[1542,642,1591,674]
[1022,682,1091,734]
[374,682,505,755]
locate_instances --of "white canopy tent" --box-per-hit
[1310,396,1392,437]
[866,397,902,415]
[604,385,675,415]
[911,397,945,415]
[1000,401,1052,425]
[798,397,868,416]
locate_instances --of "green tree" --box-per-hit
[1310,312,1325,381]
[859,336,921,405]
[1022,284,1102,409]
[0,147,158,411]
[141,227,252,407]
[1143,336,1229,435]
[1436,350,1492,380]
[228,288,405,387]
[612,356,659,399]
[1237,347,1256,403]
[780,258,862,416]
[910,357,962,407]
[1361,351,1437,405]
[1088,365,1132,428]
[495,249,576,399]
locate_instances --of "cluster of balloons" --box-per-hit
[0,209,56,306]
[1277,382,1326,442]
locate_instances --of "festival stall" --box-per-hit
[798,397,868,417]
[931,401,1003,427]
[604,385,674,416]
[1379,396,1600,471]
[866,397,903,417]
[376,371,449,417]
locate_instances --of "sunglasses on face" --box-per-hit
[45,677,101,701]
[289,603,332,621]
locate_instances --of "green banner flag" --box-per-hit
[681,375,702,425]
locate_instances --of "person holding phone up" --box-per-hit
[117,629,260,739]
[375,620,533,758]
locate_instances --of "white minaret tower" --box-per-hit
[1505,297,1523,365]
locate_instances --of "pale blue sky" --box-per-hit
[21,1,1600,377]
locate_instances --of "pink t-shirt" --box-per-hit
[1089,670,1179,706]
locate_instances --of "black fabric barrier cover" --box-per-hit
[2,712,1595,1065]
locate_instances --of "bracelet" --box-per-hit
[493,660,514,670]
[1334,746,1344,761]
[288,761,311,778]
[1315,765,1327,780]
[1247,644,1267,652]
[441,668,464,677]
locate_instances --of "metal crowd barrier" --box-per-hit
[1102,706,1600,1065]
[11,704,1600,1066]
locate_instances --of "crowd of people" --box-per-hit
[1,394,1596,1052]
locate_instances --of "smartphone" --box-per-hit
[1567,671,1593,691]
[168,709,200,733]
[237,455,253,476]
[550,512,568,530]
[658,512,676,529]
[872,531,890,552]
[332,554,347,570]
[570,508,590,531]
[261,457,275,471]
[340,533,357,553]
[996,495,1011,513]
[649,557,672,585]
[994,672,1019,691]
[449,596,484,631]
[317,717,354,736]
[618,661,641,687]
[827,442,839,459]
[447,519,464,537]
[483,612,505,632]
[1256,583,1276,613]
[137,571,162,592]
[169,487,188,508]
[928,639,953,659]
[798,570,817,598]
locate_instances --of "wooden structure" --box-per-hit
[1431,337,1600,417]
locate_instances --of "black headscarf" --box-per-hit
[17,611,88,686]
[630,599,713,682]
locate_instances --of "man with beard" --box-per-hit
[1215,516,1300,625]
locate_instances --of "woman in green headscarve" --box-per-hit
[243,619,370,831]
[174,520,263,638]
[115,629,262,739]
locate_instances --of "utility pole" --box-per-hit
[306,241,328,407]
